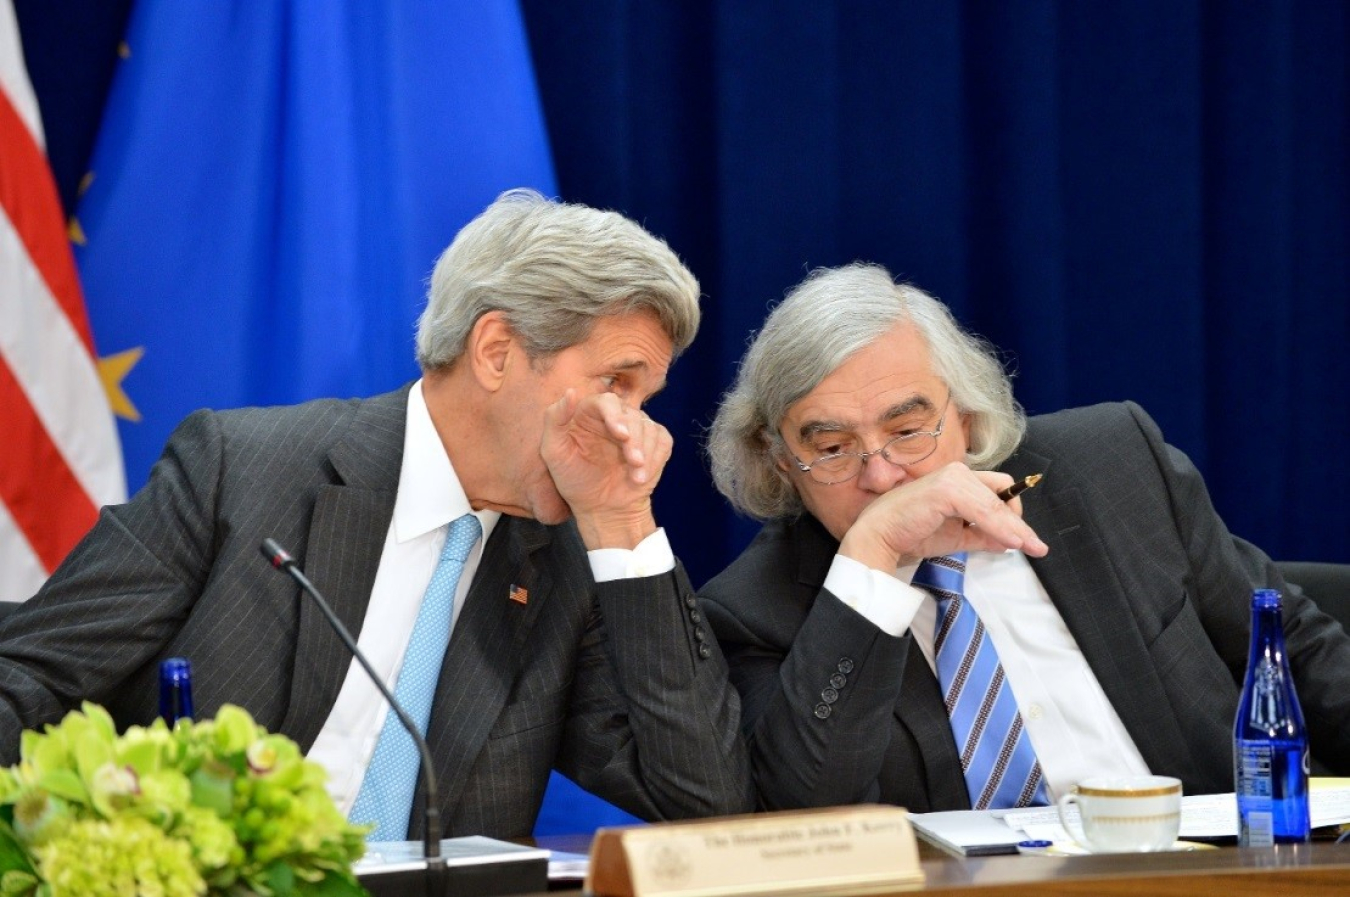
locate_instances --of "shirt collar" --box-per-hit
[394,379,499,543]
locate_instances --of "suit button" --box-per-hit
[829,673,847,689]
[684,595,698,609]
[689,609,703,624]
[814,703,832,719]
[821,687,839,703]
[693,626,707,642]
[697,643,712,659]
[837,658,854,674]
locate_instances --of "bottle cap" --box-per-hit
[160,656,192,678]
[1252,588,1282,609]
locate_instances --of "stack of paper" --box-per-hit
[909,782,1350,857]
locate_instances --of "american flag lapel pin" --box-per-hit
[508,584,529,605]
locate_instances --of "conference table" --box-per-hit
[531,833,1350,896]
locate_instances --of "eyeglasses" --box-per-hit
[789,396,950,486]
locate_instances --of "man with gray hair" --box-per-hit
[702,262,1350,813]
[0,189,752,837]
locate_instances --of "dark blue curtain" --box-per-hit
[520,0,1350,583]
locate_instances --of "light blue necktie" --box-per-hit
[350,513,481,840]
[913,553,1048,810]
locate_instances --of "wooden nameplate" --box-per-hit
[586,805,924,897]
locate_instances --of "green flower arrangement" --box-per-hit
[0,703,370,897]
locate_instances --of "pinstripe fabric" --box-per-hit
[0,384,753,837]
[702,401,1350,813]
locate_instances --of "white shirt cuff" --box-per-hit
[824,554,926,637]
[588,528,676,582]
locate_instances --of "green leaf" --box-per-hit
[71,729,115,782]
[0,823,35,876]
[32,771,85,805]
[267,860,297,895]
[214,706,261,754]
[0,868,38,897]
[117,738,163,776]
[190,762,235,817]
[294,872,370,897]
[77,703,118,740]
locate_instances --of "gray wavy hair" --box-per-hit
[708,263,1026,520]
[416,189,701,370]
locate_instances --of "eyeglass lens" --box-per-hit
[808,432,938,483]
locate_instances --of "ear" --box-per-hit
[959,410,975,453]
[465,311,517,391]
[767,430,794,475]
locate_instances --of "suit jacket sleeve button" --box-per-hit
[697,643,712,659]
[814,703,832,719]
[829,673,847,689]
[684,595,698,609]
[693,626,707,642]
[821,687,839,703]
[689,609,703,624]
[837,658,855,674]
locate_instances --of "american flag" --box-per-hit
[0,0,124,602]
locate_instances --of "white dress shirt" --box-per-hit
[308,381,674,812]
[825,550,1150,800]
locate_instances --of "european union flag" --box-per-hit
[75,1,557,490]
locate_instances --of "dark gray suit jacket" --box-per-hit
[702,402,1350,812]
[0,386,752,836]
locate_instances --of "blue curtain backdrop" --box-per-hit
[518,0,1350,583]
[14,0,1350,835]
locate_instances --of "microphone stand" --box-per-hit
[261,539,446,897]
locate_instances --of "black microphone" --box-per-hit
[259,538,445,876]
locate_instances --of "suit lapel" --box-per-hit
[793,514,841,592]
[280,389,407,751]
[418,515,555,822]
[892,644,971,809]
[1006,445,1193,778]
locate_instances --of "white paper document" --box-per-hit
[905,808,1031,856]
[355,835,549,874]
[546,849,590,881]
[910,786,1350,856]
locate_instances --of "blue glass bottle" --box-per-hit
[1234,588,1310,846]
[159,657,195,723]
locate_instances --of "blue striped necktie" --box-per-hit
[912,553,1048,809]
[349,513,481,840]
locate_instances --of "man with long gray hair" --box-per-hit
[0,189,752,837]
[702,262,1350,813]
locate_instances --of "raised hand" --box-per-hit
[838,462,1049,571]
[541,389,672,549]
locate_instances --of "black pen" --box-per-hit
[996,473,1043,502]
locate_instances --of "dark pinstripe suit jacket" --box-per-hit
[0,385,752,836]
[702,402,1350,812]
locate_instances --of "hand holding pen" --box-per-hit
[966,473,1043,527]
[840,466,1048,573]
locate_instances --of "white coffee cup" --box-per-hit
[1056,775,1182,853]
